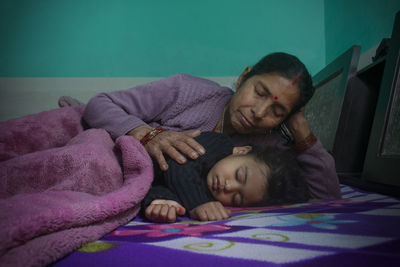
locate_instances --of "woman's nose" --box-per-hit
[252,100,270,119]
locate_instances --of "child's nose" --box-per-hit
[224,180,238,192]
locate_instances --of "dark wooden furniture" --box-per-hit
[305,11,400,197]
[362,11,400,189]
[305,45,363,174]
[334,11,400,197]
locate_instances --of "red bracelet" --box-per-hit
[140,126,165,146]
[291,132,317,152]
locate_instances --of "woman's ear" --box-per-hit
[236,66,252,89]
[232,145,252,155]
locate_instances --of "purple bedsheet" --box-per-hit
[53,185,400,266]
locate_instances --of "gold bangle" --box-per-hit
[291,132,317,152]
[140,126,165,146]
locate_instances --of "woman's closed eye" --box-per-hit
[254,87,264,97]
[272,107,285,118]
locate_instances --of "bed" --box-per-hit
[1,112,399,267]
[52,184,400,267]
[1,105,399,267]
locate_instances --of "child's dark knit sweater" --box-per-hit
[142,132,233,211]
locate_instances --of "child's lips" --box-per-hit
[213,177,220,191]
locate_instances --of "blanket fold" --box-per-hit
[0,106,153,267]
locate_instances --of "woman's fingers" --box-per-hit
[164,144,188,164]
[177,135,206,157]
[159,131,205,160]
[182,130,205,155]
[146,144,169,170]
[184,129,202,138]
[145,130,206,170]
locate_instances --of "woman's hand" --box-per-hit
[189,201,232,221]
[128,125,205,171]
[145,199,186,223]
[284,107,312,143]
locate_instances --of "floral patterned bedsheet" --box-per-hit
[53,185,400,266]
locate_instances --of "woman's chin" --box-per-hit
[235,127,261,135]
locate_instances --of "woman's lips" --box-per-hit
[239,112,253,128]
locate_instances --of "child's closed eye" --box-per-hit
[235,166,248,184]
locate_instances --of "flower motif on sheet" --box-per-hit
[251,233,290,242]
[183,240,235,252]
[111,223,231,238]
[272,213,357,230]
[78,241,117,253]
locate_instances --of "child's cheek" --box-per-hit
[215,194,231,206]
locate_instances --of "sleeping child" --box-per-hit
[142,131,309,223]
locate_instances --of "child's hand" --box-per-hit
[145,199,186,223]
[189,201,232,221]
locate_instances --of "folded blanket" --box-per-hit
[0,105,86,162]
[0,106,153,267]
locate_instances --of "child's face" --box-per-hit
[206,152,269,207]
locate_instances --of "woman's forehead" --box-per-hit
[256,73,300,107]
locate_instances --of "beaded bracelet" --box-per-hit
[140,126,165,146]
[291,132,317,152]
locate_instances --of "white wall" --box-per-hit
[0,77,237,122]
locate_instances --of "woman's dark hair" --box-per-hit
[248,145,310,206]
[242,52,315,114]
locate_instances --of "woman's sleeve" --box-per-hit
[237,133,341,200]
[296,139,341,199]
[83,74,182,139]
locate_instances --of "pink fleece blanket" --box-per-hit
[0,106,154,266]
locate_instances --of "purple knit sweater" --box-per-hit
[83,73,341,199]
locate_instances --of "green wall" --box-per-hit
[3,0,397,78]
[0,0,325,77]
[324,0,400,64]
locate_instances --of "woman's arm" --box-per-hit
[284,107,311,144]
[83,75,181,139]
[285,109,341,199]
[83,74,205,170]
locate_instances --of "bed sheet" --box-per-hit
[53,184,400,266]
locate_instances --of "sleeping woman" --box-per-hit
[83,52,341,200]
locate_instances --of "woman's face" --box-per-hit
[227,68,300,134]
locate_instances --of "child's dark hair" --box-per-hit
[247,145,310,206]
